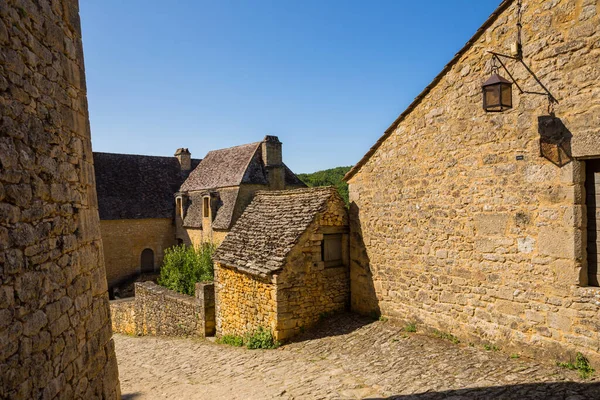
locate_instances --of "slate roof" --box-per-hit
[344,0,515,181]
[93,152,200,220]
[213,187,339,277]
[179,142,305,192]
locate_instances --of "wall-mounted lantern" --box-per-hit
[482,73,513,112]
[482,0,557,113]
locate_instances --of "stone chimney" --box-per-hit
[261,135,284,190]
[175,148,191,171]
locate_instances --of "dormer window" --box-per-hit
[176,197,183,217]
[203,197,210,218]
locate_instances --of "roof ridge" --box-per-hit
[343,0,515,182]
[93,151,180,159]
[204,141,261,155]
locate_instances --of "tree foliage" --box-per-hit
[297,166,352,206]
[158,243,215,296]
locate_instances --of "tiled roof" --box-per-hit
[180,143,265,191]
[213,187,339,277]
[93,152,200,220]
[180,141,306,192]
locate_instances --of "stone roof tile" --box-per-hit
[93,152,200,220]
[213,187,339,277]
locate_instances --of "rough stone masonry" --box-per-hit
[0,1,120,398]
[347,0,600,363]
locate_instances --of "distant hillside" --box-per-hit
[297,166,352,205]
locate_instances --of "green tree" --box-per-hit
[158,243,215,296]
[297,166,352,206]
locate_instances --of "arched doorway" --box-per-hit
[140,249,154,273]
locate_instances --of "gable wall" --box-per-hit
[0,1,120,397]
[348,0,600,361]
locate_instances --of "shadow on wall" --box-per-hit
[349,202,381,317]
[539,115,573,168]
[285,312,375,344]
[366,381,600,400]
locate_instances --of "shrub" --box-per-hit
[404,322,417,333]
[217,335,244,347]
[557,352,595,379]
[245,327,280,350]
[158,243,215,296]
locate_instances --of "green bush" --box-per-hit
[216,335,244,347]
[245,327,280,349]
[158,243,215,296]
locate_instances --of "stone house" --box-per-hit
[93,150,200,289]
[175,135,306,247]
[213,187,350,341]
[1,1,120,397]
[345,0,600,361]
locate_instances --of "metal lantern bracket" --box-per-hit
[488,51,558,107]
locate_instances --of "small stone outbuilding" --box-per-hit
[213,187,349,341]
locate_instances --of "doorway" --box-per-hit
[141,248,155,273]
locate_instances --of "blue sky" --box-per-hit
[80,0,501,173]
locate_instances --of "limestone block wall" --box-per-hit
[111,281,214,337]
[100,218,176,287]
[0,1,120,398]
[348,0,600,362]
[215,265,277,337]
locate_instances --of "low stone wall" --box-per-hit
[109,281,215,337]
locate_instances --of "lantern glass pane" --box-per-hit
[501,83,512,108]
[484,85,500,108]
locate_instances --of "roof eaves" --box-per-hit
[343,0,515,182]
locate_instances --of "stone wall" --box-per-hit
[183,227,227,248]
[110,281,215,337]
[348,0,600,362]
[100,218,176,287]
[215,265,277,337]
[0,1,120,398]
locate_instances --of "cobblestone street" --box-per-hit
[115,314,600,399]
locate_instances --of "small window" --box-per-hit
[322,234,343,267]
[176,197,182,217]
[203,197,210,218]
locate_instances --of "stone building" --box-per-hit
[176,135,306,247]
[345,0,600,361]
[93,150,200,289]
[213,187,349,341]
[0,1,120,398]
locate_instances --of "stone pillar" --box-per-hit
[0,1,120,398]
[195,282,216,336]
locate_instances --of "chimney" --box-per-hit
[175,148,191,171]
[261,136,284,190]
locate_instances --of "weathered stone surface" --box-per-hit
[0,1,120,398]
[347,0,600,363]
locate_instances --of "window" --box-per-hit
[140,248,154,273]
[203,197,210,218]
[322,234,343,267]
[586,160,600,287]
[176,197,182,217]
